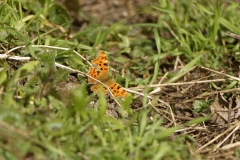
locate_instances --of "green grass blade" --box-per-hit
[168,54,203,83]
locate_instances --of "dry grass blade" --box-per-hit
[184,88,240,103]
[199,66,240,81]
[130,79,226,90]
[222,142,240,150]
[196,122,240,153]
[226,31,240,40]
[215,125,240,150]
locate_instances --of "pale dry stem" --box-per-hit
[2,44,240,112]
[196,122,240,153]
[0,45,122,106]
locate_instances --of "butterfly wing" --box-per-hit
[87,51,109,84]
[105,80,127,97]
[88,51,128,98]
[90,80,127,98]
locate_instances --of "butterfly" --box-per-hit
[87,51,127,97]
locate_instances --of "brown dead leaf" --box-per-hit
[210,93,240,125]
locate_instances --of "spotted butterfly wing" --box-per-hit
[87,51,128,98]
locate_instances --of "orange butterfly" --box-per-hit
[87,51,127,97]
